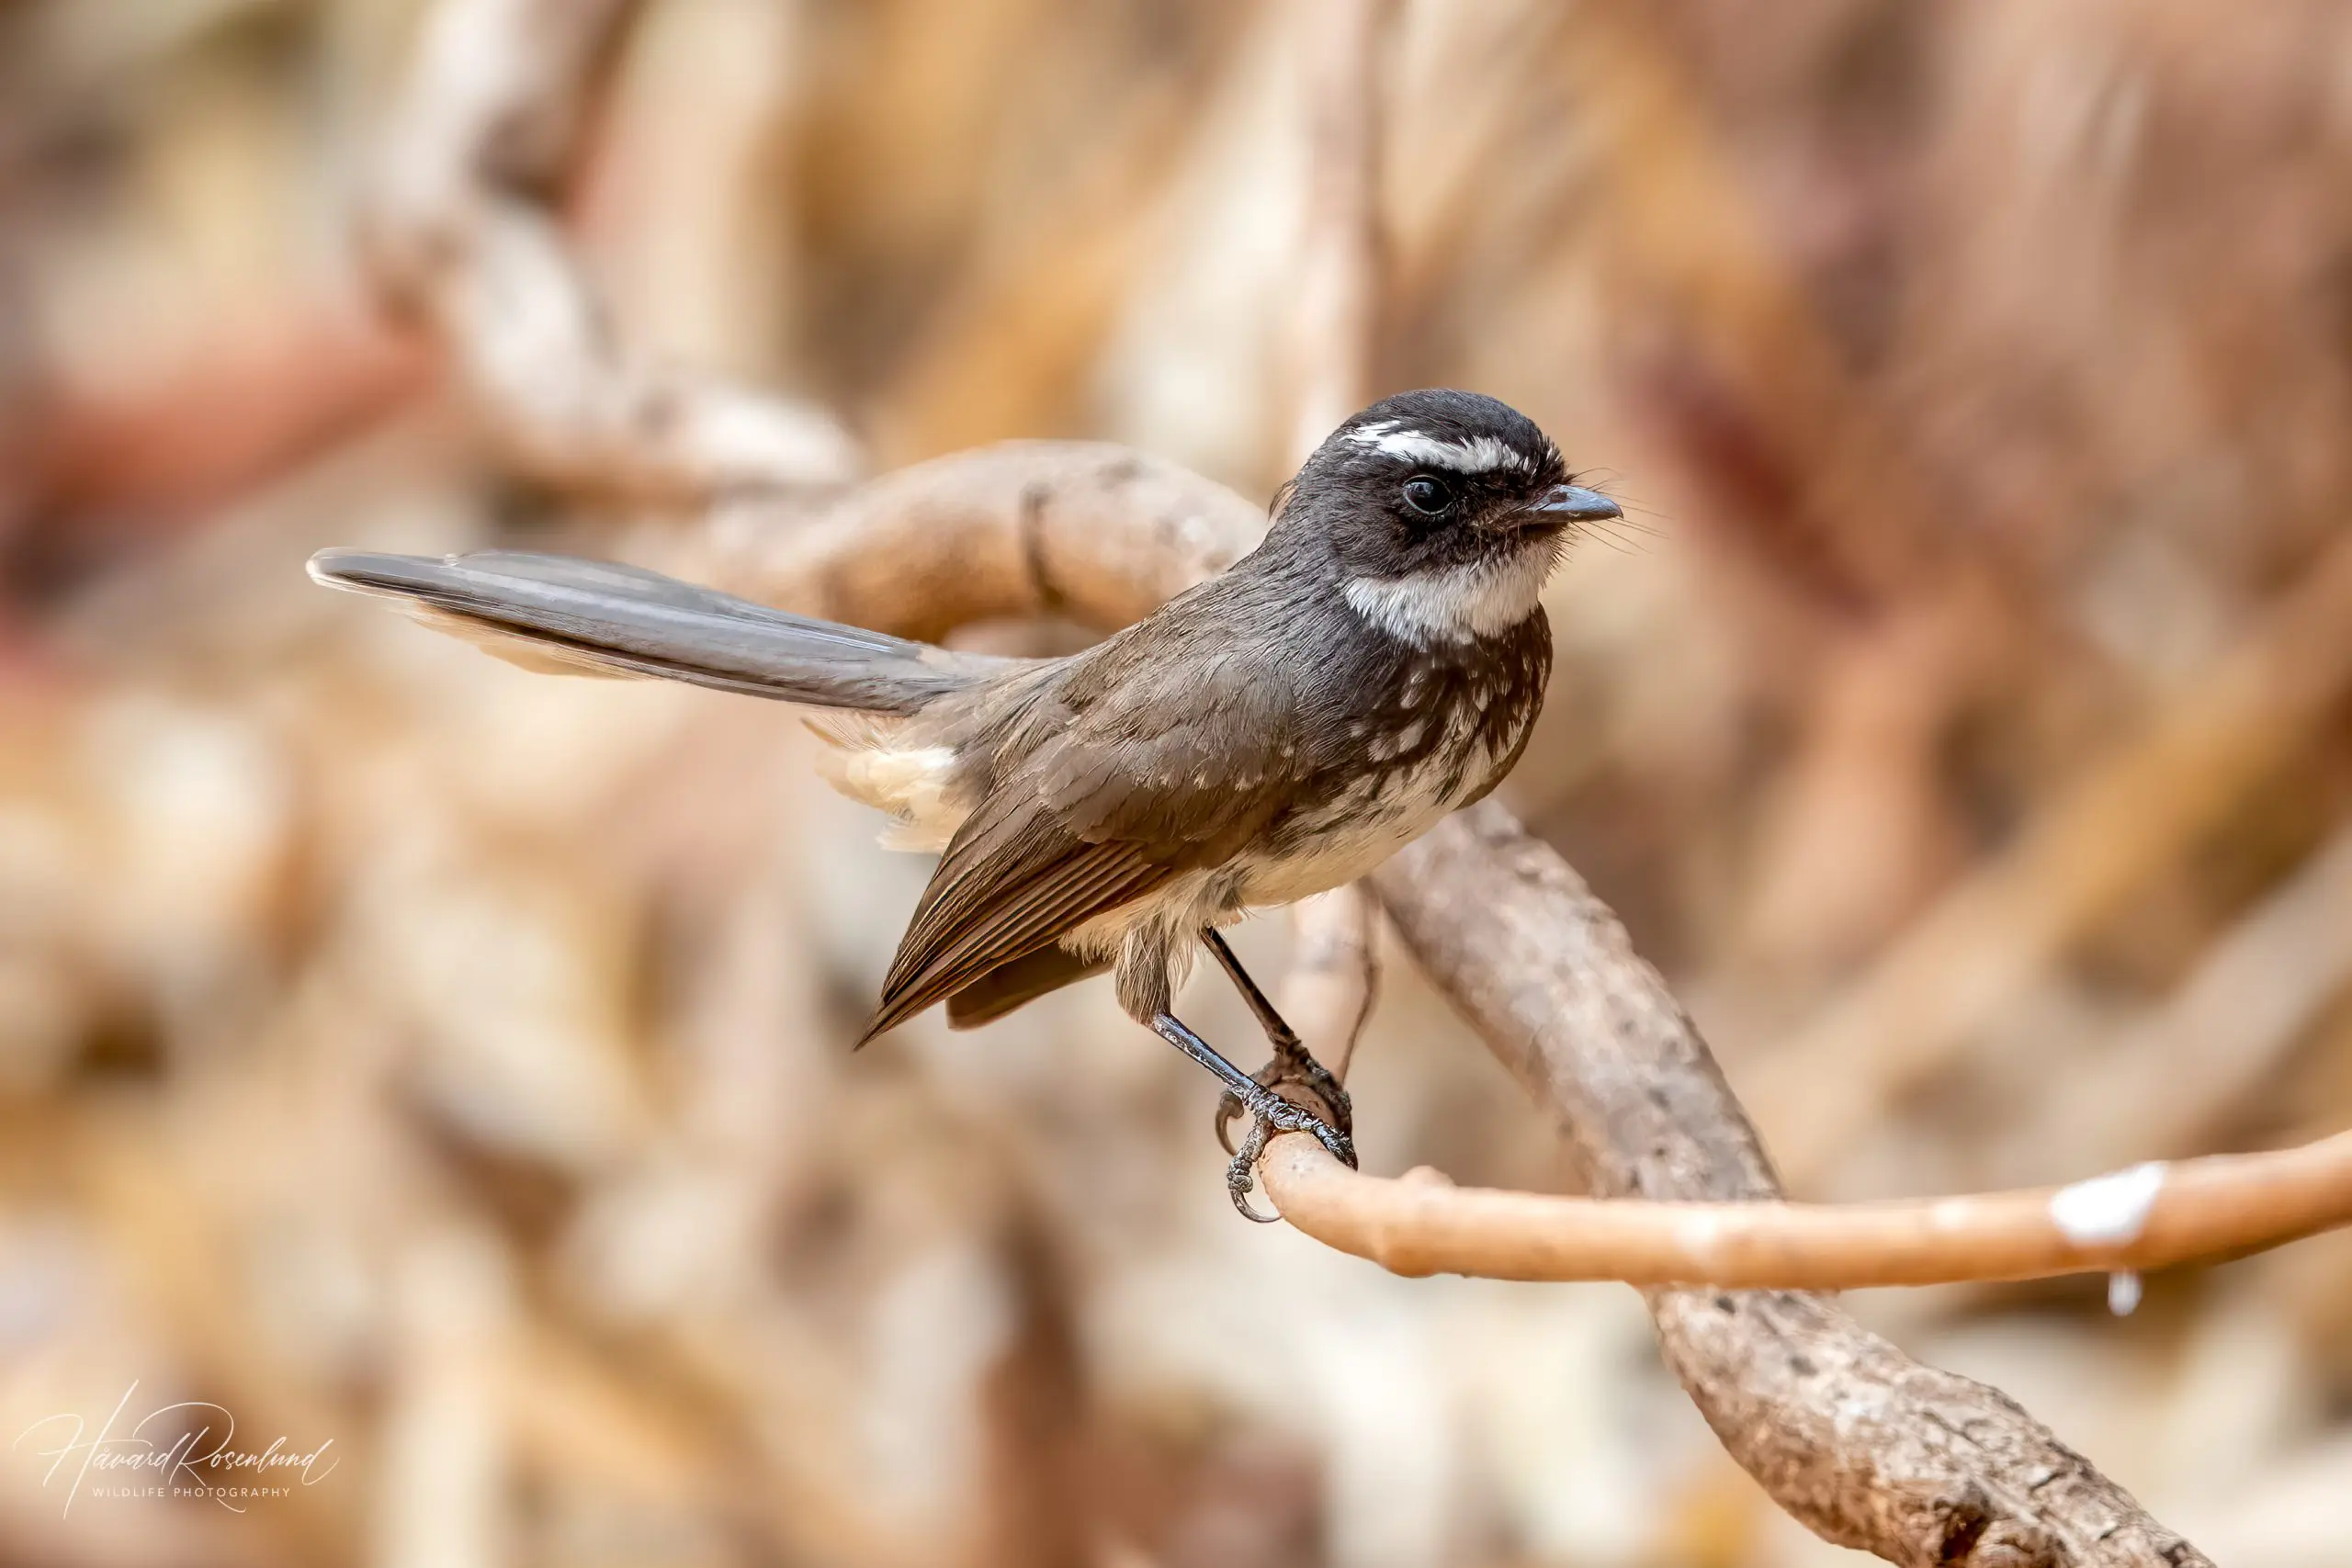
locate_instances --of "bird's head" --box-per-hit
[1276,389,1620,643]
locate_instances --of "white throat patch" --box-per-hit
[1343,541,1556,644]
[1342,420,1545,476]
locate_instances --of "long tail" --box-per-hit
[309,548,1000,713]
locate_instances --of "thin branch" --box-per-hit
[365,0,857,502]
[1258,1127,2352,1288]
[1280,886,1382,1080]
[707,439,2223,1566]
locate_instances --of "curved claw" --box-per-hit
[1181,1020,1357,1221]
[1230,1191,1283,1224]
[1215,1089,1247,1156]
[1222,1089,1357,1221]
[1225,1110,1281,1221]
[1227,1166,1283,1223]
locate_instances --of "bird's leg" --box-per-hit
[1202,927,1302,1046]
[1203,929,1355,1137]
[1196,929,1355,1178]
[1149,1012,1356,1222]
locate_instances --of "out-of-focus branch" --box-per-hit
[1761,527,2352,1190]
[14,303,424,516]
[1260,1124,2352,1288]
[1280,888,1382,1080]
[712,438,2218,1566]
[365,0,856,502]
[1273,0,1398,1070]
[1285,0,1395,457]
[1992,818,2352,1176]
[381,1228,514,1568]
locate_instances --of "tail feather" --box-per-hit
[940,946,1110,1032]
[309,548,996,713]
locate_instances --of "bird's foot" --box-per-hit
[1216,1042,1356,1223]
[1217,1038,1354,1154]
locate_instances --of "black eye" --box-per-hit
[1401,475,1453,514]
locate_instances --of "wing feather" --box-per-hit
[862,792,1172,1040]
[861,570,1348,1037]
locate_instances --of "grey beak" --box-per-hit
[1534,484,1623,522]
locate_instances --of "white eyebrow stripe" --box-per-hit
[1340,425,1536,475]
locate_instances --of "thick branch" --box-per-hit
[695,439,1267,640]
[1366,808,2208,1566]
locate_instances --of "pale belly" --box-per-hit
[1060,758,1476,961]
[1228,744,1492,908]
[1231,801,1449,906]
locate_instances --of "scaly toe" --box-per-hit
[1225,1113,1280,1222]
[1263,1098,1355,1169]
[1260,1043,1354,1139]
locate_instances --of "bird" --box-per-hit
[308,388,1622,1216]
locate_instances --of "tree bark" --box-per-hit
[1372,807,2210,1567]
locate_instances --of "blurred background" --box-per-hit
[3,0,2351,1563]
